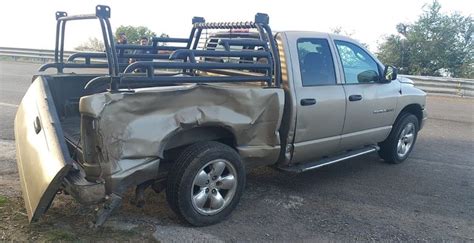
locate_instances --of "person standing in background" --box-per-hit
[116,32,128,72]
[130,36,152,73]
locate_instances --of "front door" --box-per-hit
[333,40,399,150]
[288,34,347,163]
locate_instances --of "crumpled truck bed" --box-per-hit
[79,83,285,193]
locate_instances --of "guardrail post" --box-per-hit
[458,82,463,97]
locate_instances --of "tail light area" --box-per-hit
[81,115,103,181]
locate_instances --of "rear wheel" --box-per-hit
[379,113,419,163]
[166,141,245,226]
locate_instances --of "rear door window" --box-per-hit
[297,38,337,86]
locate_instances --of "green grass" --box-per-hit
[44,229,77,241]
[0,195,7,206]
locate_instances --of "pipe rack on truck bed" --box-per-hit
[39,5,281,91]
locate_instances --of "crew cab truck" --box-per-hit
[15,5,427,227]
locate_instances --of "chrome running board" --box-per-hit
[280,145,379,173]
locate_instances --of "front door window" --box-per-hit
[335,41,380,84]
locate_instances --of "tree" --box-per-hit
[331,26,354,37]
[377,1,473,78]
[331,26,369,49]
[115,25,157,44]
[377,35,411,74]
[158,33,170,46]
[75,37,105,52]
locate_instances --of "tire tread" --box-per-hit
[166,141,244,226]
[379,112,419,164]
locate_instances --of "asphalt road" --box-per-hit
[0,61,473,241]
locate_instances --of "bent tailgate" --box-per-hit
[14,76,73,222]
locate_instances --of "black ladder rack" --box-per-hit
[40,6,281,90]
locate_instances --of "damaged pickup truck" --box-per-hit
[15,5,427,227]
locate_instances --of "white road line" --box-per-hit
[0,102,19,108]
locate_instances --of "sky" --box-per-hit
[0,0,472,52]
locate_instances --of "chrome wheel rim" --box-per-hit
[191,159,237,215]
[397,122,415,158]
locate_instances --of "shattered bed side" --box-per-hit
[79,83,285,196]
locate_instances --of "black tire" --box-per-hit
[378,113,419,164]
[166,141,246,226]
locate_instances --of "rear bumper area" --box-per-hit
[15,76,161,223]
[14,77,75,222]
[63,169,106,205]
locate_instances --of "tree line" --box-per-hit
[377,1,472,78]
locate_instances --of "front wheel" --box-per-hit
[379,113,419,163]
[166,141,245,226]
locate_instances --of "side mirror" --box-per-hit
[357,70,379,83]
[383,65,398,82]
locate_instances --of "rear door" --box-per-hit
[333,39,399,150]
[285,32,347,163]
[14,76,73,222]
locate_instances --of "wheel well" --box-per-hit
[162,126,237,161]
[398,104,423,125]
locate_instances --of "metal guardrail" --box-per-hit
[401,75,474,97]
[1,47,473,97]
[0,46,74,62]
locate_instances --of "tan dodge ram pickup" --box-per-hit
[15,6,427,227]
